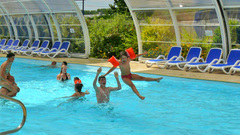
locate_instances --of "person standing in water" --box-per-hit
[93,67,121,103]
[0,53,20,96]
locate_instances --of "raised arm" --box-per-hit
[134,51,148,59]
[93,67,102,91]
[109,72,122,91]
[103,66,116,77]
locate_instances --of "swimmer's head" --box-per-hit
[51,61,56,66]
[7,53,15,58]
[6,53,15,62]
[74,77,79,82]
[62,61,67,66]
[75,83,83,93]
[98,76,106,86]
[60,65,67,73]
[120,51,129,63]
[74,77,83,92]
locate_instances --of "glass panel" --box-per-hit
[128,0,167,8]
[0,26,10,37]
[222,0,240,6]
[21,0,49,13]
[142,42,177,58]
[60,26,83,39]
[135,10,173,24]
[225,8,240,47]
[66,38,85,53]
[0,16,7,25]
[171,0,214,7]
[141,26,176,42]
[174,9,219,25]
[16,26,28,37]
[29,26,35,37]
[56,14,80,24]
[36,26,50,38]
[51,24,58,38]
[0,7,4,14]
[2,2,26,14]
[45,0,75,12]
[179,26,221,44]
[32,15,48,25]
[12,15,27,25]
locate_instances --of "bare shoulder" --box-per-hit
[94,86,101,92]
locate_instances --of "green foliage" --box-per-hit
[180,28,212,59]
[140,15,176,58]
[88,13,137,58]
[145,44,174,58]
[213,20,240,46]
[109,0,130,15]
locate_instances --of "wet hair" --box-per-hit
[120,50,129,59]
[74,77,79,81]
[62,61,67,66]
[98,76,106,81]
[75,83,83,93]
[74,77,83,92]
[6,53,15,58]
[51,61,56,65]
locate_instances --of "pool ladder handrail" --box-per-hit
[0,94,27,135]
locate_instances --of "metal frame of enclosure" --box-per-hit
[0,0,90,58]
[125,0,240,60]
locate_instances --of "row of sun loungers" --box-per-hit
[145,46,240,75]
[0,39,71,58]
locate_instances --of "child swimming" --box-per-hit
[103,50,163,100]
[71,77,89,97]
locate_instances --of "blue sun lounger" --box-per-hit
[145,46,182,68]
[0,39,7,49]
[0,39,14,51]
[27,40,49,56]
[209,49,240,74]
[20,40,40,55]
[1,39,20,53]
[11,39,30,54]
[184,48,222,72]
[47,41,71,58]
[165,47,202,70]
[40,41,61,57]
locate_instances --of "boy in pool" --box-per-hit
[71,77,89,97]
[0,53,19,96]
[0,73,20,97]
[93,67,121,103]
[102,50,163,100]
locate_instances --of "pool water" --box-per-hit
[0,58,240,135]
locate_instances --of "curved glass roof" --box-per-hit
[1,0,240,59]
[125,0,240,60]
[0,0,90,57]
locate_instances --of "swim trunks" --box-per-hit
[121,73,132,79]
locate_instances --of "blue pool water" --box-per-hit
[0,58,240,135]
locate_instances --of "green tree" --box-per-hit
[88,14,137,58]
[109,0,130,15]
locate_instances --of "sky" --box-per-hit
[75,0,114,11]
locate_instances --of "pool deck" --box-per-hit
[1,54,240,83]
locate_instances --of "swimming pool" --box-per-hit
[0,58,240,135]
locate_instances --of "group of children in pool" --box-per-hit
[0,49,163,103]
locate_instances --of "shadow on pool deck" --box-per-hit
[1,54,240,83]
